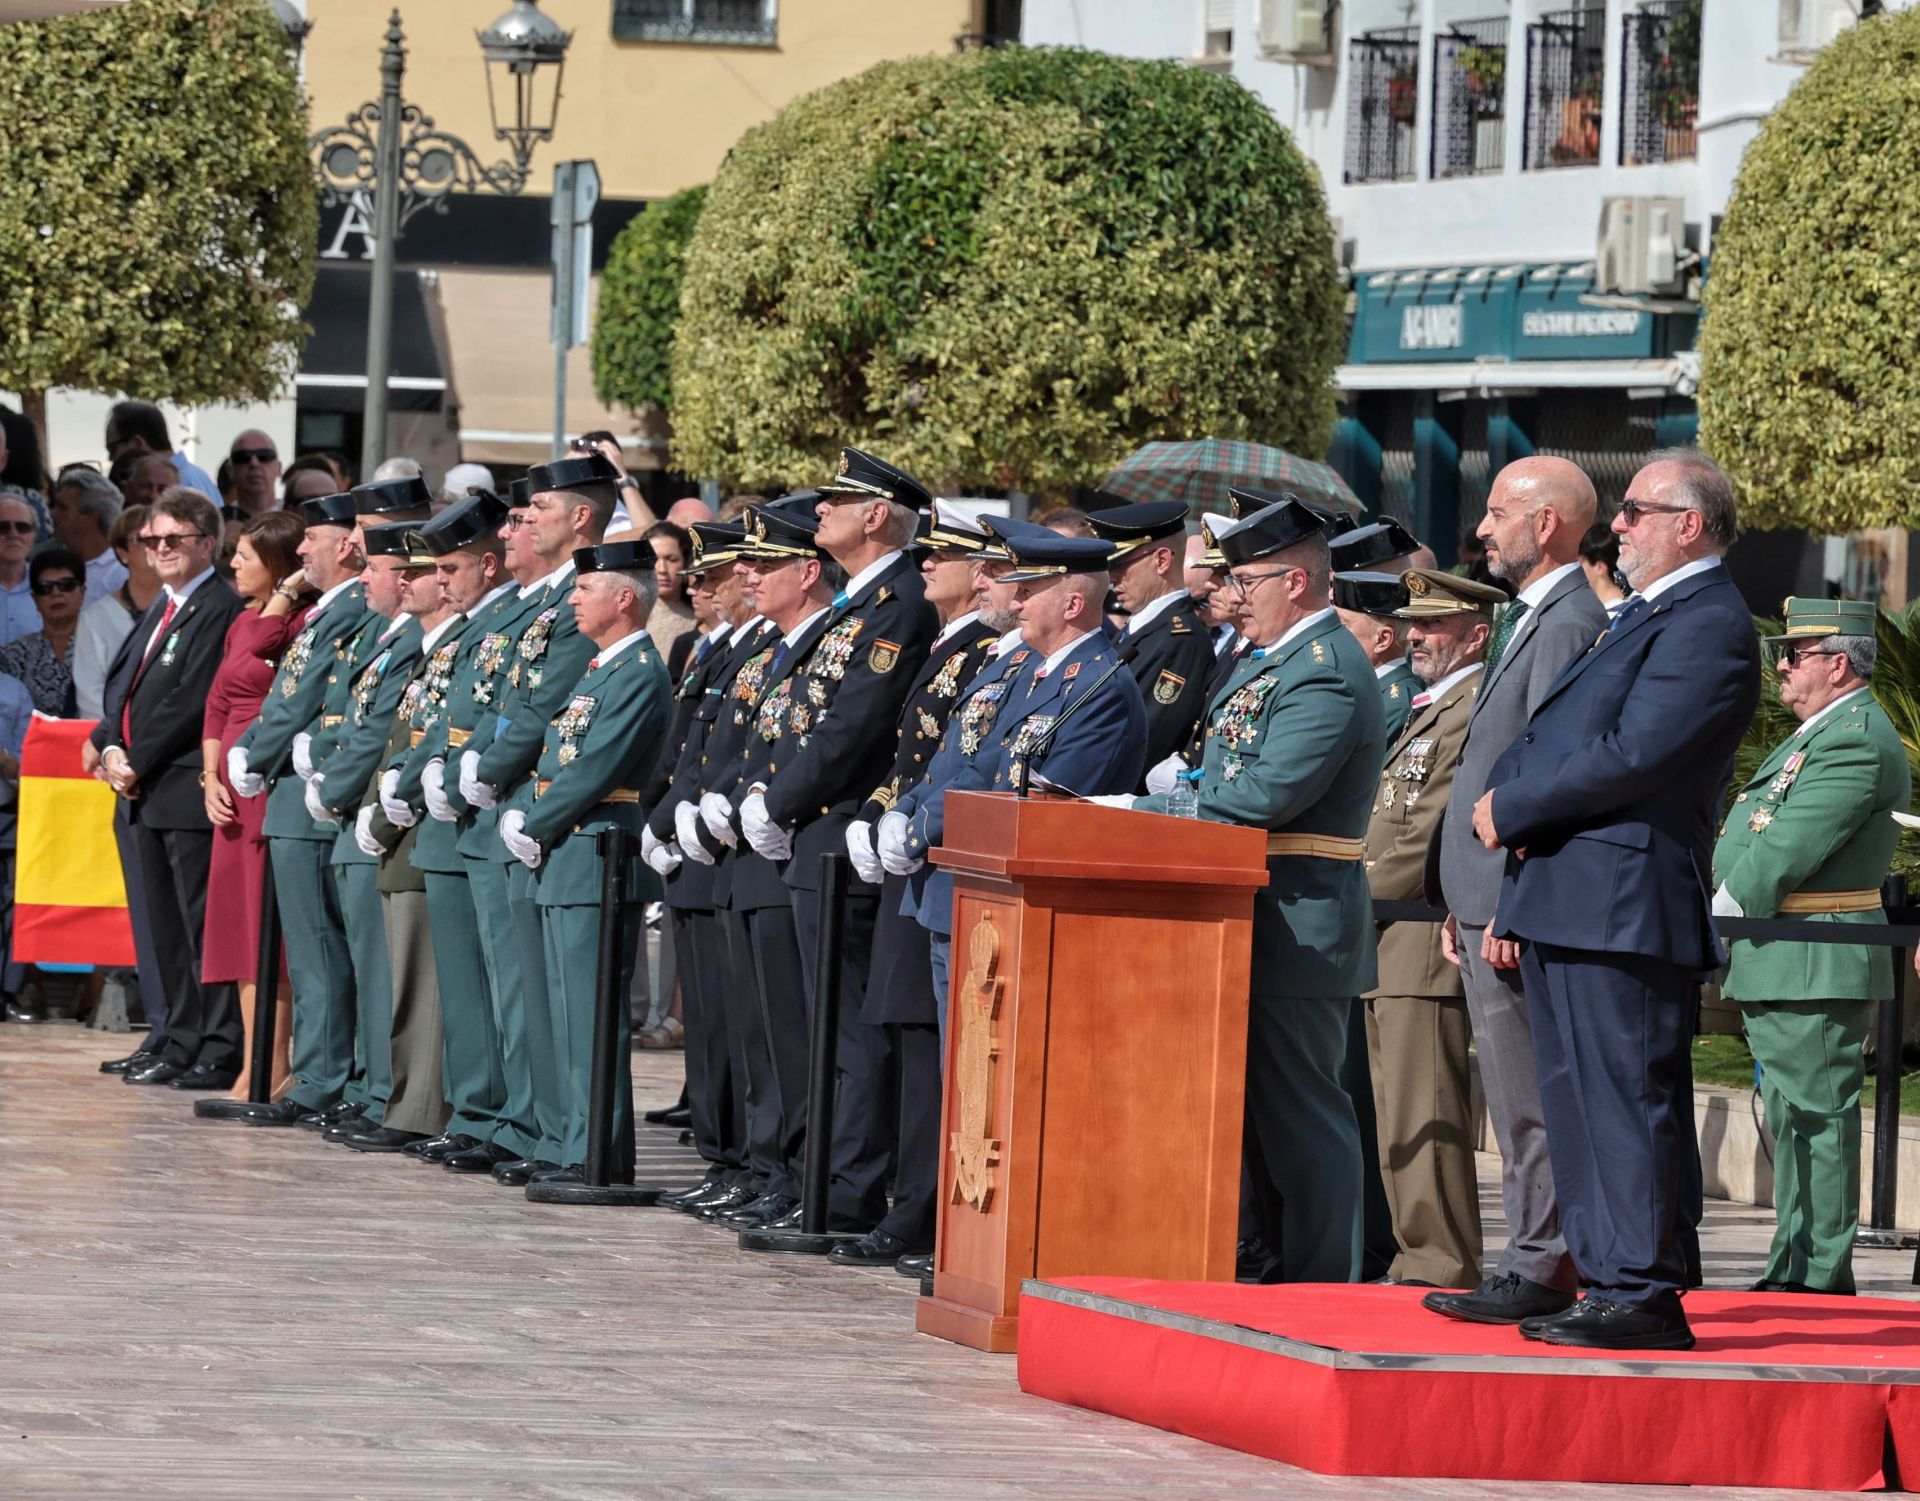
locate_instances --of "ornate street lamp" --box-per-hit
[305,4,572,477]
[269,0,311,55]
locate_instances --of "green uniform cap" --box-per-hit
[1765,596,1877,641]
[1395,567,1507,618]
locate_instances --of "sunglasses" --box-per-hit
[1615,499,1693,527]
[31,577,79,597]
[1778,644,1840,669]
[137,531,208,550]
[0,521,35,537]
[230,447,278,465]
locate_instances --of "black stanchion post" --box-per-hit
[196,851,284,1121]
[740,852,860,1254]
[528,826,664,1207]
[1859,874,1915,1249]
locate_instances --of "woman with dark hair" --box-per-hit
[0,547,84,714]
[199,509,309,1098]
[0,405,54,543]
[643,519,698,676]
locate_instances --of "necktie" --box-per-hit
[1483,598,1529,671]
[123,595,179,743]
[768,640,792,679]
[1597,594,1651,643]
[693,632,717,665]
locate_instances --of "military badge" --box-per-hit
[1153,670,1185,706]
[792,703,812,737]
[732,647,774,705]
[159,631,181,668]
[1311,640,1326,663]
[557,741,579,766]
[813,617,865,681]
[518,607,558,663]
[398,679,427,721]
[1213,676,1278,752]
[279,630,316,695]
[1009,714,1056,761]
[868,639,901,675]
[1063,661,1081,681]
[756,680,795,742]
[1768,751,1805,797]
[807,675,828,708]
[1749,807,1775,832]
[957,679,1011,757]
[556,694,596,741]
[917,708,942,739]
[929,650,968,698]
[350,649,392,721]
[477,632,511,679]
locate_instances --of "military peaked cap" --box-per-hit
[1217,496,1329,566]
[999,530,1117,584]
[1395,568,1506,617]
[420,489,509,556]
[1330,518,1421,571]
[351,474,434,518]
[1765,597,1878,641]
[1085,500,1190,561]
[686,521,746,574]
[298,492,358,528]
[363,520,435,566]
[1334,571,1411,619]
[575,538,657,574]
[529,452,622,495]
[740,503,823,560]
[819,447,934,511]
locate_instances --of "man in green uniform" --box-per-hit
[1711,596,1909,1295]
[1335,571,1418,746]
[499,537,670,1186]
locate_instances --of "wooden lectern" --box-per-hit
[915,791,1269,1353]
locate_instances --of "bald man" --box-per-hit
[1424,457,1605,1327]
[666,497,714,526]
[227,429,282,515]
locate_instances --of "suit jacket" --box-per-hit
[94,576,242,830]
[1117,594,1215,783]
[1435,567,1606,926]
[1713,690,1909,1002]
[1365,666,1479,1000]
[1487,562,1761,970]
[1138,609,1387,999]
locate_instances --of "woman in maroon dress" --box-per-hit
[199,511,309,1100]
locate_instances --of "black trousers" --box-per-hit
[111,802,170,1053]
[737,903,810,1199]
[670,906,742,1173]
[135,822,240,1071]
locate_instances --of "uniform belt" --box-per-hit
[1778,889,1883,914]
[447,727,472,747]
[1266,832,1365,861]
[320,715,344,728]
[535,779,640,804]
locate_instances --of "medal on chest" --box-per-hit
[757,679,795,742]
[279,628,316,696]
[930,649,968,699]
[811,617,864,682]
[555,693,596,764]
[957,678,1011,757]
[351,649,391,720]
[159,630,182,669]
[1768,750,1805,797]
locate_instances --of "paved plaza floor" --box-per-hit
[2,1025,1914,1500]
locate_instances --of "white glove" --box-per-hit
[291,732,315,781]
[353,804,382,858]
[642,826,682,877]
[459,749,496,810]
[845,820,884,884]
[227,745,264,798]
[1085,794,1137,810]
[499,808,541,870]
[877,809,921,876]
[304,773,336,825]
[422,758,455,822]
[674,801,714,864]
[740,788,792,861]
[1711,882,1743,919]
[379,768,416,828]
[699,791,737,847]
[1145,751,1189,797]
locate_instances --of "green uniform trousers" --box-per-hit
[508,862,566,1162]
[380,889,451,1137]
[463,853,543,1161]
[543,899,641,1177]
[1744,997,1874,1293]
[333,860,393,1122]
[271,836,356,1112]
[425,869,505,1142]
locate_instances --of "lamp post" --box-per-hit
[293,3,571,479]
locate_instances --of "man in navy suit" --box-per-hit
[1472,450,1760,1349]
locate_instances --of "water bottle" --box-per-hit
[1167,768,1202,819]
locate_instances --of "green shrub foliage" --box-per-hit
[669,46,1343,492]
[593,184,707,416]
[0,0,316,405]
[1699,11,1920,531]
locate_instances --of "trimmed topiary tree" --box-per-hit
[669,46,1343,492]
[1698,10,1920,532]
[0,0,316,415]
[592,184,706,418]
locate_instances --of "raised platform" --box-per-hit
[1018,1278,1920,1492]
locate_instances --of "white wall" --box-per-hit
[16,391,297,484]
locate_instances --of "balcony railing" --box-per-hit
[1524,5,1606,169]
[1433,17,1508,178]
[612,0,776,46]
[1345,27,1421,184]
[1622,0,1701,164]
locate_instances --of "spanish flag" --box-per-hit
[13,717,135,966]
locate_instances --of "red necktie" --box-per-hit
[122,595,178,745]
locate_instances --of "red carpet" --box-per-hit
[1017,1278,1920,1491]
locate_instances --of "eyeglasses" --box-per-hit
[31,578,79,597]
[500,515,533,532]
[1224,567,1299,597]
[1778,644,1840,669]
[1615,499,1694,527]
[0,521,36,537]
[230,447,278,465]
[137,531,208,550]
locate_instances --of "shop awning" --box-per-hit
[1337,357,1692,394]
[296,264,449,414]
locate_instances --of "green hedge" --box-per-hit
[593,184,706,416]
[669,45,1343,492]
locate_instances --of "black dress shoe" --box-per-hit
[344,1126,427,1153]
[718,1192,796,1228]
[683,1181,757,1218]
[828,1230,917,1266]
[239,1099,324,1128]
[896,1252,934,1279]
[325,1112,379,1142]
[530,1164,585,1185]
[1750,1278,1853,1296]
[763,1202,872,1235]
[408,1132,478,1162]
[125,1059,187,1086]
[642,1102,692,1127]
[443,1142,520,1174]
[4,1000,45,1024]
[100,1050,156,1075]
[1371,1275,1438,1288]
[1235,1236,1280,1283]
[1423,1271,1575,1325]
[490,1157,557,1186]
[658,1173,729,1210]
[1524,1295,1695,1350]
[168,1063,239,1091]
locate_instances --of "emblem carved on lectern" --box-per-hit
[950,912,1004,1213]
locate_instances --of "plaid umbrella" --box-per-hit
[1101,438,1362,517]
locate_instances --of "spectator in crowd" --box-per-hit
[1031,504,1094,536]
[0,405,54,543]
[644,520,698,676]
[200,509,309,1101]
[0,494,42,647]
[371,456,422,482]
[125,454,180,510]
[664,496,713,528]
[49,468,128,604]
[226,430,283,516]
[1580,521,1630,618]
[73,505,160,719]
[714,493,762,522]
[0,547,85,715]
[283,454,343,507]
[103,399,220,503]
[439,461,494,506]
[216,460,235,507]
[316,452,352,488]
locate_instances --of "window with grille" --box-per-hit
[612,0,777,46]
[1433,18,1508,179]
[1622,1,1700,166]
[1524,5,1606,170]
[1345,27,1420,184]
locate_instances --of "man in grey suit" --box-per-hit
[1424,457,1605,1324]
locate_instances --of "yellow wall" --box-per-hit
[303,0,974,202]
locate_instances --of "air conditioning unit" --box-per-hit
[1596,196,1689,296]
[1260,0,1333,62]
